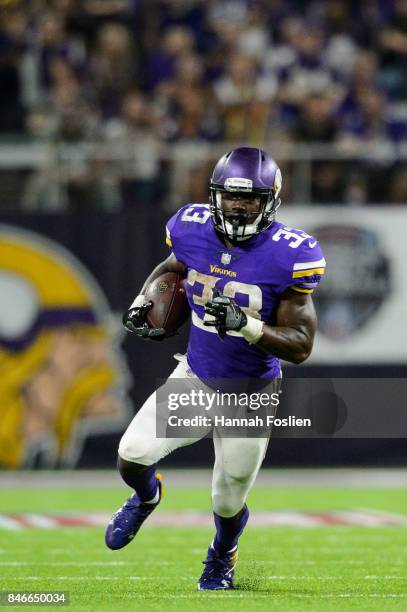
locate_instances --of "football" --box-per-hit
[145,272,190,335]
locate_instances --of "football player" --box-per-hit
[105,147,326,590]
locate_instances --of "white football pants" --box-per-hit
[118,355,270,517]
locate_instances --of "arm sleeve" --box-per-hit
[289,239,326,294]
[165,225,173,249]
[165,209,181,256]
[165,205,191,262]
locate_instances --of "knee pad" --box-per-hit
[218,440,266,483]
[212,492,244,518]
[118,434,160,466]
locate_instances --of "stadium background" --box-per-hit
[0,0,406,470]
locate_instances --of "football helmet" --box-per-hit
[209,147,282,241]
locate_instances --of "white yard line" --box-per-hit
[4,573,406,581]
[9,576,197,581]
[1,510,406,529]
[22,514,59,528]
[78,593,407,600]
[0,515,22,530]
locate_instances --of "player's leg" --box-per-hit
[116,354,201,496]
[106,357,207,550]
[104,389,167,550]
[197,433,269,590]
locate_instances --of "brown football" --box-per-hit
[145,272,190,335]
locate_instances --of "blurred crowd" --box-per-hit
[0,0,406,209]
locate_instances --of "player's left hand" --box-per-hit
[204,289,247,339]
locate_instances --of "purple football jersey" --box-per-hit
[166,204,326,380]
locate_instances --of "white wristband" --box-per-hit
[240,315,264,344]
[130,294,147,309]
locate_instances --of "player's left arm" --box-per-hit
[204,233,323,362]
[253,232,324,363]
[204,288,317,363]
[255,288,317,364]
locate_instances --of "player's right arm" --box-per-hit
[140,253,187,294]
[124,205,196,336]
[123,204,189,337]
[138,205,189,297]
[123,253,187,337]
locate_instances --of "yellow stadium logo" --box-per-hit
[0,225,132,468]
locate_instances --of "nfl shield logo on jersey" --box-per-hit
[221,252,232,265]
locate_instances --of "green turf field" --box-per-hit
[1,483,407,611]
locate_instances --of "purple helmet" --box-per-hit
[209,147,282,241]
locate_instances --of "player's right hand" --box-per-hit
[122,301,166,340]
